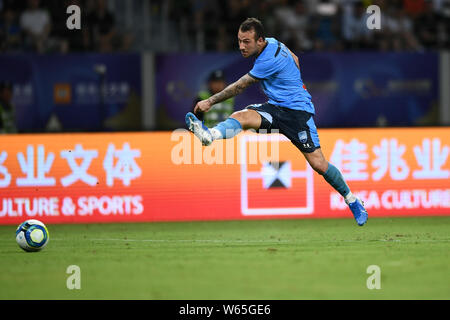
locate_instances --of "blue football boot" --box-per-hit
[185,112,213,146]
[348,198,368,226]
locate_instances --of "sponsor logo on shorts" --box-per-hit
[298,131,308,144]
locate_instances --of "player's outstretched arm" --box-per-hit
[208,74,259,105]
[194,74,258,114]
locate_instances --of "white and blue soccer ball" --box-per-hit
[16,219,49,252]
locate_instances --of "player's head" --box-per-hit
[238,18,266,58]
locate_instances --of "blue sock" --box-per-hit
[321,163,350,197]
[211,118,242,139]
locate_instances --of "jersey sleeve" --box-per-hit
[248,58,279,80]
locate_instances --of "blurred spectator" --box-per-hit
[383,2,422,51]
[0,81,17,134]
[86,0,115,52]
[253,0,277,38]
[214,25,231,52]
[342,1,375,50]
[19,0,52,53]
[0,6,21,52]
[186,0,224,51]
[86,0,132,52]
[415,0,449,50]
[221,0,251,50]
[0,0,448,53]
[310,2,342,51]
[274,0,314,51]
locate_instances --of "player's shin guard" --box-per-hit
[211,118,242,140]
[321,163,351,198]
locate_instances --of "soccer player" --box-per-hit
[186,18,368,226]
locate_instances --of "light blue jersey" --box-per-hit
[248,38,314,114]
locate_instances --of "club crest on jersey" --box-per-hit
[298,131,308,144]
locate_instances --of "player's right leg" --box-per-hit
[186,109,262,146]
[275,108,368,226]
[302,148,368,226]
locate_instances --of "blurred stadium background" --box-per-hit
[0,0,449,300]
[0,0,449,132]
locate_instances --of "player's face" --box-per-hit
[238,30,264,58]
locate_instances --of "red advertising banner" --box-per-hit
[0,128,449,225]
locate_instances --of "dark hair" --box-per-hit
[239,18,265,41]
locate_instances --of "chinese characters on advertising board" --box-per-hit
[0,128,448,225]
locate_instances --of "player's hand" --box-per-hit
[194,99,212,115]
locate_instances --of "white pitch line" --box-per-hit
[57,238,293,244]
[46,238,450,244]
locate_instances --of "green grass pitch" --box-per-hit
[0,216,449,299]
